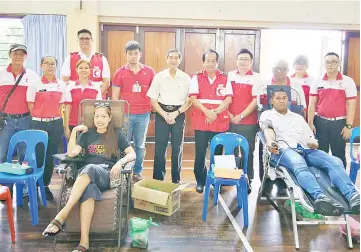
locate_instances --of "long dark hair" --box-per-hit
[93,105,120,159]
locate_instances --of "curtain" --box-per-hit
[21,15,66,77]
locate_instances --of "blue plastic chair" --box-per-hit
[202,132,249,226]
[54,134,67,166]
[0,130,48,226]
[349,127,360,184]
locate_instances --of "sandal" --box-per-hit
[72,245,89,252]
[42,219,65,237]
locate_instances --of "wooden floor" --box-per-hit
[0,142,360,252]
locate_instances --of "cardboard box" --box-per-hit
[132,179,188,216]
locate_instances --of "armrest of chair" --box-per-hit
[121,160,134,174]
[53,153,84,163]
[256,132,267,145]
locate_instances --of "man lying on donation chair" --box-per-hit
[259,87,360,216]
[42,102,136,252]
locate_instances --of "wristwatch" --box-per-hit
[345,123,352,129]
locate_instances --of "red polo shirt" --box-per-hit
[0,64,40,114]
[27,75,67,118]
[228,69,262,125]
[310,72,357,118]
[112,63,155,114]
[64,80,102,126]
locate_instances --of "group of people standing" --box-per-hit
[0,28,357,200]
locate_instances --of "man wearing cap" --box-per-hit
[308,52,357,168]
[0,44,40,164]
[61,29,110,97]
[290,55,315,108]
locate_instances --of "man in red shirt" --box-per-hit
[0,44,39,197]
[61,29,110,96]
[112,41,155,181]
[228,49,262,192]
[0,44,40,163]
[189,49,232,193]
[308,52,357,168]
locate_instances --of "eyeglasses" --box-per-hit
[42,62,56,67]
[94,101,111,108]
[325,60,339,65]
[273,67,288,73]
[79,37,92,41]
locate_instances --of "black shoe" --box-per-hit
[314,196,344,216]
[248,183,252,194]
[196,184,204,193]
[349,193,360,214]
[45,187,54,201]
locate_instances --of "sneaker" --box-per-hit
[349,193,360,214]
[45,187,54,201]
[22,186,29,198]
[132,173,144,182]
[314,196,344,216]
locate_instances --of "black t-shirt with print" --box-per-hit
[76,128,130,165]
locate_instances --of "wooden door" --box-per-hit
[344,32,360,127]
[142,28,177,137]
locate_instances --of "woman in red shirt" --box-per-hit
[64,59,102,139]
[26,55,66,200]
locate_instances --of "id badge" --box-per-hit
[132,82,141,93]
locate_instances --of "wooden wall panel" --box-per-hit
[144,31,176,73]
[223,34,255,72]
[346,36,360,127]
[184,32,216,75]
[107,30,135,77]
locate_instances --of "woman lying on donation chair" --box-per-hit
[42,102,136,252]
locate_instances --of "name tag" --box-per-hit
[132,82,141,93]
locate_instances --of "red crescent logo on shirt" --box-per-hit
[216,84,226,96]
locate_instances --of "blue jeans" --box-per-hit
[272,146,357,201]
[0,115,31,163]
[127,113,150,174]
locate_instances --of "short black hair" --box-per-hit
[324,52,339,59]
[125,41,141,53]
[77,29,92,38]
[41,55,58,65]
[166,48,182,60]
[270,87,289,99]
[236,48,253,60]
[202,49,219,62]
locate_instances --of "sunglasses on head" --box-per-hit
[94,101,111,108]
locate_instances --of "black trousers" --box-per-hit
[194,130,223,186]
[229,123,258,180]
[30,118,64,186]
[153,112,185,183]
[314,116,347,168]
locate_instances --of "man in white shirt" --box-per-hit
[147,49,191,184]
[260,88,359,216]
[61,29,110,96]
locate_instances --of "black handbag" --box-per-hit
[0,71,26,130]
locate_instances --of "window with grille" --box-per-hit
[0,18,24,67]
